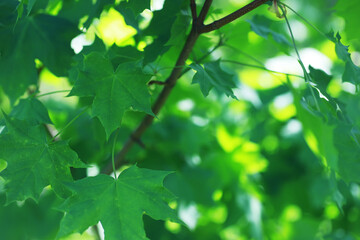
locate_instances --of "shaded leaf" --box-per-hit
[0,14,78,103]
[308,66,332,92]
[0,116,85,203]
[69,52,153,138]
[246,15,290,45]
[191,60,237,99]
[10,98,52,125]
[0,189,63,240]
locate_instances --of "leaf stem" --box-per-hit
[280,2,329,40]
[36,90,71,98]
[112,129,120,179]
[221,59,304,78]
[280,4,320,111]
[50,107,88,142]
[223,44,265,66]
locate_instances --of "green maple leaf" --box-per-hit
[191,60,237,99]
[0,115,85,203]
[247,15,290,46]
[69,52,154,138]
[0,14,78,103]
[57,166,179,240]
[329,32,360,85]
[10,98,52,125]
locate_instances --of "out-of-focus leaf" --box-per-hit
[335,1,360,42]
[0,189,63,240]
[246,15,291,46]
[58,0,114,28]
[125,0,150,16]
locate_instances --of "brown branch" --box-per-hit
[100,0,270,174]
[197,0,213,24]
[148,80,167,86]
[190,0,197,23]
[199,0,270,33]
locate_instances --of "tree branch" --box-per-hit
[190,0,197,23]
[197,0,213,24]
[199,0,270,33]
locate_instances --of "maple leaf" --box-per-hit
[329,32,360,85]
[0,115,85,203]
[0,14,78,103]
[57,166,180,240]
[10,98,52,125]
[69,52,154,138]
[190,60,237,99]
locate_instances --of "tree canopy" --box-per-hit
[1,0,360,239]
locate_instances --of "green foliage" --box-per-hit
[0,12,78,103]
[190,60,237,98]
[69,52,154,138]
[1,0,360,239]
[57,166,178,240]
[330,33,360,84]
[0,115,84,203]
[246,14,290,46]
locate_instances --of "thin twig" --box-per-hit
[222,59,304,78]
[279,4,320,111]
[50,107,88,142]
[36,90,71,98]
[199,0,270,33]
[223,44,265,66]
[197,0,213,24]
[148,80,167,86]
[280,2,329,40]
[112,129,120,179]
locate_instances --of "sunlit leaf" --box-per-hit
[57,166,179,240]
